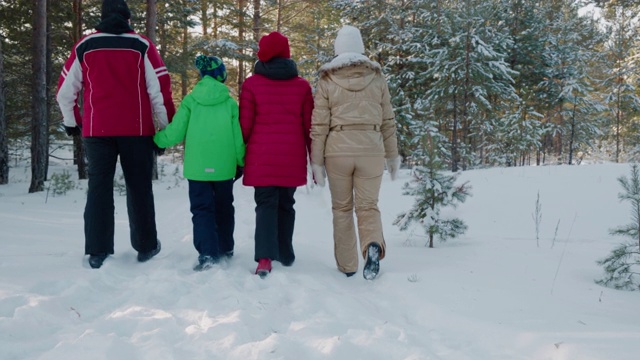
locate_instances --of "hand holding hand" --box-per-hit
[385,156,401,181]
[311,163,326,187]
[234,166,244,183]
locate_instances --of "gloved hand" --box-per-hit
[153,143,165,156]
[311,163,326,187]
[64,126,81,137]
[385,156,401,181]
[234,166,244,182]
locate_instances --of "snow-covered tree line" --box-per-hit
[2,0,639,188]
[333,0,640,170]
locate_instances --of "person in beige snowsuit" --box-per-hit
[310,25,400,280]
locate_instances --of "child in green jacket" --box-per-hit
[154,55,245,271]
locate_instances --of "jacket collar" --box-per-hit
[95,14,133,35]
[254,57,298,80]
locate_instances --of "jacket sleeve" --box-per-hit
[310,79,331,166]
[143,38,175,130]
[56,44,83,128]
[302,81,314,157]
[380,79,399,160]
[239,81,255,144]
[153,96,191,148]
[230,99,245,167]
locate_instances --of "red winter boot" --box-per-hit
[255,258,272,278]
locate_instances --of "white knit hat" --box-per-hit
[334,25,365,56]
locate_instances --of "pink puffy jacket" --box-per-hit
[239,73,313,187]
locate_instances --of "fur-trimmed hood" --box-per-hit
[318,53,382,92]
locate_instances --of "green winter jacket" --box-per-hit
[154,76,245,181]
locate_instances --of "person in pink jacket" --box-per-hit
[239,31,314,277]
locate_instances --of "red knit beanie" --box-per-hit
[257,32,291,62]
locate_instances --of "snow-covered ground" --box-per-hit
[1,149,639,360]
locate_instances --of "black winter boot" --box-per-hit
[137,240,161,262]
[363,243,381,280]
[88,254,108,269]
[193,255,218,271]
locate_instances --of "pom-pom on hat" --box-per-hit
[257,32,291,62]
[195,55,227,83]
[101,0,131,20]
[334,25,365,56]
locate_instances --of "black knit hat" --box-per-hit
[101,0,131,21]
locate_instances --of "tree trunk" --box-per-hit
[461,26,471,170]
[45,0,53,180]
[237,0,246,93]
[615,75,622,163]
[200,0,208,36]
[451,94,459,172]
[181,25,188,98]
[429,189,435,248]
[72,0,88,179]
[252,0,261,45]
[0,37,8,185]
[568,102,577,165]
[29,0,48,193]
[276,0,283,32]
[212,2,218,39]
[158,2,166,59]
[146,0,158,43]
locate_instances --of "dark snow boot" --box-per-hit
[193,255,218,272]
[279,257,295,267]
[137,240,161,262]
[345,272,356,278]
[88,254,108,269]
[363,243,381,280]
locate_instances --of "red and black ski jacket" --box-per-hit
[57,23,175,137]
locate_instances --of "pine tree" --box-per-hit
[479,102,547,167]
[498,0,553,166]
[538,1,605,165]
[597,3,640,163]
[382,0,440,165]
[421,0,519,171]
[597,163,640,291]
[394,134,471,248]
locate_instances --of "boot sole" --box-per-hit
[363,244,380,280]
[138,240,161,262]
[88,254,108,269]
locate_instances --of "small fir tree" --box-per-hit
[394,135,471,248]
[597,163,640,291]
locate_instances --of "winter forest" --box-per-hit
[1,0,640,193]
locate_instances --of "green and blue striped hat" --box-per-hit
[195,55,227,83]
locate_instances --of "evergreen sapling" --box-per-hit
[596,163,640,291]
[394,136,471,248]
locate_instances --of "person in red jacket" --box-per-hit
[56,0,176,269]
[239,31,314,277]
